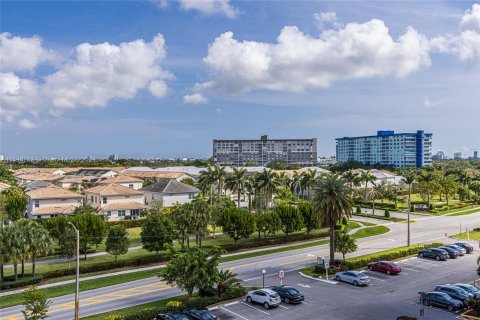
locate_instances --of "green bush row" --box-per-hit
[108,219,144,228]
[354,201,396,210]
[0,274,44,290]
[352,213,393,221]
[106,286,247,320]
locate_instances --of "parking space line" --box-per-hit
[301,301,308,304]
[221,306,250,320]
[278,304,289,310]
[240,302,271,315]
[225,301,239,307]
[400,266,420,272]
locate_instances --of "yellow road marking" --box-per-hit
[104,293,131,297]
[124,289,154,293]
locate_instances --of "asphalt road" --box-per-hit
[1,210,479,320]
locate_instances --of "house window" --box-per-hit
[118,210,126,219]
[103,197,107,204]
[188,193,195,199]
[34,200,40,208]
[129,184,134,189]
[91,196,94,202]
[106,211,111,217]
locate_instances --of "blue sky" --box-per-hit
[1,0,479,159]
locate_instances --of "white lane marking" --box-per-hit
[301,301,308,304]
[240,302,271,315]
[225,301,239,307]
[399,266,420,272]
[209,306,219,310]
[366,275,386,282]
[298,283,311,288]
[278,304,290,310]
[221,306,249,320]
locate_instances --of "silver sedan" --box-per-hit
[335,271,371,286]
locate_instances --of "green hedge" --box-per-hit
[0,274,44,290]
[108,219,144,228]
[107,286,247,320]
[354,201,396,210]
[352,213,395,221]
[343,243,443,270]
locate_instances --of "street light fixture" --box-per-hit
[68,222,80,320]
[262,269,266,288]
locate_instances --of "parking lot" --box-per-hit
[211,245,480,320]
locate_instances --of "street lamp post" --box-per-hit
[262,269,266,288]
[68,222,80,320]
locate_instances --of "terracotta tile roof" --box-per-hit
[122,171,186,179]
[32,205,78,215]
[27,185,83,200]
[14,168,66,175]
[83,184,144,196]
[102,202,147,211]
[16,173,64,182]
[97,175,143,185]
[59,175,98,183]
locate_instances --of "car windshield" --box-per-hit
[358,274,368,279]
[462,285,478,292]
[286,288,300,294]
[391,262,399,267]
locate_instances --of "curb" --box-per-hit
[298,272,337,285]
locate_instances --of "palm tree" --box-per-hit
[417,169,437,208]
[16,219,32,277]
[217,269,240,295]
[401,170,416,246]
[290,172,302,200]
[225,167,246,208]
[366,185,383,215]
[360,170,376,201]
[312,175,353,264]
[5,223,22,280]
[244,176,256,212]
[197,165,216,204]
[302,169,318,199]
[26,222,54,276]
[256,169,280,209]
[342,169,360,199]
[189,199,211,247]
[0,222,11,280]
[212,164,227,197]
[276,172,291,190]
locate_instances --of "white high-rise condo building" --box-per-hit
[336,130,432,168]
[213,135,317,166]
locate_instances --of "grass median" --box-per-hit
[452,231,480,241]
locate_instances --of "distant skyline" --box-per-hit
[1,1,479,158]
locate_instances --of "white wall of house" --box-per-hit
[104,209,142,221]
[114,182,143,190]
[27,197,83,218]
[144,191,197,208]
[84,193,145,209]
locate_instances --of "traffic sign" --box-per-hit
[324,261,330,269]
[317,257,324,265]
[279,270,284,278]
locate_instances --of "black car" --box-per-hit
[439,246,460,258]
[155,313,190,320]
[184,308,218,320]
[269,286,305,304]
[455,242,474,253]
[418,248,448,261]
[419,291,463,312]
[435,284,472,304]
[453,283,480,299]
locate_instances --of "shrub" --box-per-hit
[0,274,44,290]
[165,300,183,311]
[410,205,415,212]
[474,227,480,232]
[384,210,390,218]
[356,206,361,214]
[342,217,348,225]
[108,219,143,229]
[429,204,434,211]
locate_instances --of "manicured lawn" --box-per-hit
[452,231,480,241]
[447,207,480,216]
[346,221,361,229]
[353,213,406,222]
[351,226,390,239]
[0,268,163,309]
[362,221,377,227]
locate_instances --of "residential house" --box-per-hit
[23,180,52,192]
[26,185,84,219]
[122,170,191,182]
[14,168,68,176]
[74,168,121,178]
[56,175,98,190]
[83,184,146,221]
[15,173,63,186]
[140,179,200,208]
[96,175,143,190]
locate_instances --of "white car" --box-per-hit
[245,288,281,309]
[335,271,371,286]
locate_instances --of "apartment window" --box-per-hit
[34,200,40,208]
[129,184,134,189]
[102,197,107,204]
[90,196,94,202]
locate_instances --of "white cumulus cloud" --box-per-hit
[199,19,431,94]
[431,4,480,64]
[178,0,238,18]
[0,33,173,127]
[19,119,37,129]
[183,93,207,104]
[0,32,55,72]
[313,12,341,29]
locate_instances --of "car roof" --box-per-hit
[259,288,276,294]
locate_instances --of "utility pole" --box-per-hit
[68,222,80,320]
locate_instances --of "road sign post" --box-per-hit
[279,270,284,286]
[262,269,266,288]
[324,261,329,281]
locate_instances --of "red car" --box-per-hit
[367,261,401,275]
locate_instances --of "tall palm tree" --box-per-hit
[360,170,376,201]
[197,165,216,204]
[225,167,246,208]
[25,221,54,276]
[5,223,22,280]
[244,176,256,212]
[16,219,32,277]
[290,172,303,200]
[366,185,383,215]
[0,222,10,280]
[213,164,227,197]
[302,169,318,199]
[189,199,211,247]
[401,170,416,246]
[312,175,353,264]
[256,169,280,209]
[342,169,360,199]
[417,169,437,208]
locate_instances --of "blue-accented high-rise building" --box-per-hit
[336,130,432,168]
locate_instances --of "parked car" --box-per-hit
[245,288,281,309]
[334,271,370,286]
[455,242,474,253]
[434,284,472,304]
[453,283,480,298]
[438,246,460,258]
[419,292,463,312]
[269,286,305,304]
[184,308,218,320]
[155,313,190,320]
[367,261,401,275]
[446,244,466,255]
[418,248,448,261]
